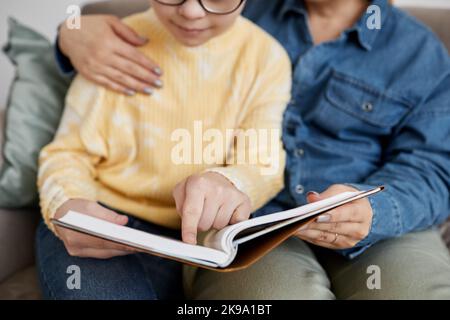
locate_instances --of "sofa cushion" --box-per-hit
[0,266,41,300]
[0,18,71,208]
[0,207,40,283]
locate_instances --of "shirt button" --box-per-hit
[362,102,374,112]
[295,184,305,194]
[294,148,305,157]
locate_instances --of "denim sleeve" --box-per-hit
[54,35,75,76]
[338,74,450,259]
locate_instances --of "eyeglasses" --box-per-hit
[153,0,245,15]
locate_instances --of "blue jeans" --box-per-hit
[36,205,184,300]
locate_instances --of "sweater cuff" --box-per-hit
[54,36,75,76]
[40,183,97,235]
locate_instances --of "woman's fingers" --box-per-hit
[109,16,148,46]
[115,40,163,78]
[300,221,367,240]
[90,74,130,95]
[295,229,359,249]
[101,65,154,95]
[58,15,163,95]
[296,229,337,243]
[302,185,373,250]
[101,48,163,94]
[314,205,362,224]
[109,16,162,76]
[109,55,160,90]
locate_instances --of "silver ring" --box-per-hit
[331,233,339,244]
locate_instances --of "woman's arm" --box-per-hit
[57,15,163,95]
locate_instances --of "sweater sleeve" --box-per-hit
[205,42,292,212]
[38,76,108,233]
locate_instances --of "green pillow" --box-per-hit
[0,18,71,207]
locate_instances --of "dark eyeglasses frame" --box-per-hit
[153,0,246,15]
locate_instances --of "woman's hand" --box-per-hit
[58,15,163,95]
[172,172,252,245]
[54,199,136,259]
[295,184,373,249]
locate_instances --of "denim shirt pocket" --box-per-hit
[320,71,413,136]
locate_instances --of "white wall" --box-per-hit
[0,0,449,108]
[0,0,88,108]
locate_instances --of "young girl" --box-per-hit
[37,0,291,299]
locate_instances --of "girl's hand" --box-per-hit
[54,199,136,259]
[58,15,163,95]
[295,184,373,249]
[172,172,252,245]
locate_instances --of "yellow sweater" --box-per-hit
[38,9,292,231]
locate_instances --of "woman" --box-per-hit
[55,0,450,299]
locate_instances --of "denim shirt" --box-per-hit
[242,0,450,258]
[55,0,450,259]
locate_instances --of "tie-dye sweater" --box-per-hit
[38,9,291,232]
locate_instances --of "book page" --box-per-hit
[204,187,382,248]
[56,211,230,267]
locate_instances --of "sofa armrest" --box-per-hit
[402,7,450,53]
[82,0,149,18]
[0,207,40,283]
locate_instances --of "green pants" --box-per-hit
[183,229,450,299]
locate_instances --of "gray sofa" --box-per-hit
[0,0,449,299]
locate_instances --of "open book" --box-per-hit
[51,186,383,272]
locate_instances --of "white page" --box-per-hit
[232,187,383,245]
[204,190,365,249]
[58,211,230,266]
[246,191,359,225]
